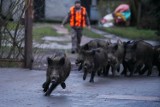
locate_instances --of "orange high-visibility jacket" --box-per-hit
[70,6,87,27]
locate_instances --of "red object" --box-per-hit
[70,6,87,27]
[114,4,129,13]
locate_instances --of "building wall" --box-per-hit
[45,0,76,21]
[1,0,24,21]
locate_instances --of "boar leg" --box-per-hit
[43,82,50,92]
[157,64,160,76]
[83,70,88,80]
[78,63,83,71]
[115,63,120,73]
[61,82,66,89]
[139,66,147,75]
[111,66,116,77]
[146,63,153,76]
[130,62,141,76]
[97,69,102,76]
[117,65,120,73]
[134,64,143,74]
[90,70,96,83]
[42,79,50,92]
[45,83,59,96]
[103,64,110,77]
[42,82,46,88]
[121,61,128,76]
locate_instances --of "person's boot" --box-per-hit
[71,50,76,54]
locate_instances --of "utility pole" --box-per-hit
[25,0,33,69]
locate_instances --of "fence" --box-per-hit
[0,0,33,68]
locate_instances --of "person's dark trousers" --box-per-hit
[71,27,82,53]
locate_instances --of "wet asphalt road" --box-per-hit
[0,68,160,107]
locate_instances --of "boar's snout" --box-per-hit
[84,63,88,70]
[50,75,59,83]
[83,62,92,70]
[124,53,132,62]
[108,58,111,64]
[75,59,82,65]
[52,80,57,84]
[107,54,113,64]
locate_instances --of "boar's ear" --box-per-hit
[123,42,127,48]
[84,50,95,56]
[117,39,122,45]
[83,44,89,50]
[59,57,65,65]
[114,44,118,50]
[132,43,137,49]
[107,39,112,45]
[91,50,96,55]
[126,40,133,44]
[47,57,53,65]
[81,43,89,50]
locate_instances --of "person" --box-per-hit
[61,0,91,54]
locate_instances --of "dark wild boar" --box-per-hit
[154,45,160,76]
[140,45,160,76]
[81,48,108,82]
[106,39,125,76]
[124,40,154,76]
[76,39,110,71]
[42,53,71,96]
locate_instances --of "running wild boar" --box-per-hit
[106,39,125,76]
[81,48,108,82]
[42,52,71,96]
[124,40,154,76]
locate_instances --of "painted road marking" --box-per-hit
[97,95,160,102]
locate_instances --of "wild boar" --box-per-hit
[140,45,160,76]
[121,41,135,76]
[153,45,160,76]
[124,40,154,76]
[76,39,110,71]
[80,39,111,50]
[42,52,71,96]
[106,39,125,76]
[81,48,108,82]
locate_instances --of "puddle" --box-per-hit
[33,42,71,49]
[34,36,93,49]
[42,36,70,42]
[52,25,69,34]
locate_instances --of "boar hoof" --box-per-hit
[83,76,86,80]
[147,72,151,76]
[120,72,124,75]
[129,73,133,77]
[97,71,101,76]
[89,79,94,83]
[44,92,50,96]
[61,83,66,89]
[112,75,115,77]
[43,88,48,92]
[42,82,46,88]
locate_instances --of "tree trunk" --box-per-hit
[0,0,3,48]
[137,0,142,28]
